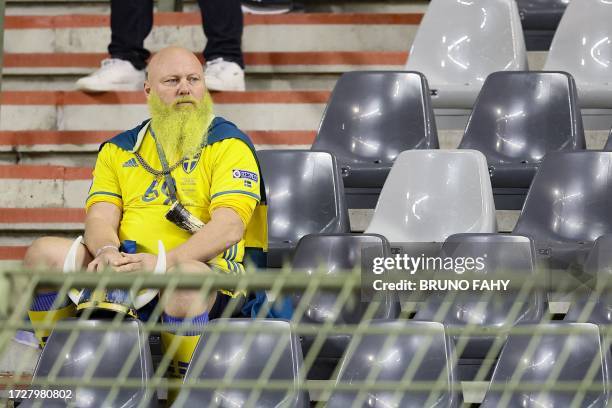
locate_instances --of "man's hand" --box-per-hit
[114,253,158,273]
[86,247,125,272]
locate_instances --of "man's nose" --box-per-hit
[177,78,191,95]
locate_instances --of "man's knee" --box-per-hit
[164,260,216,317]
[24,237,65,270]
[24,236,91,270]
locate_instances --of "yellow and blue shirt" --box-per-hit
[86,117,267,276]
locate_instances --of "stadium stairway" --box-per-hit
[1,0,610,271]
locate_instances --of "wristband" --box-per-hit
[95,245,119,258]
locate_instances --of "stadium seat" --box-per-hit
[458,71,586,209]
[565,234,612,323]
[327,320,460,408]
[21,319,156,407]
[365,150,496,243]
[311,71,439,208]
[172,319,309,408]
[405,0,527,108]
[517,0,568,30]
[290,233,400,377]
[516,0,568,50]
[414,234,545,362]
[513,151,612,271]
[605,127,612,150]
[543,0,612,108]
[257,150,350,267]
[481,323,611,407]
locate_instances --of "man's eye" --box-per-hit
[165,78,178,85]
[189,77,201,84]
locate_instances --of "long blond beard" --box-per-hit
[147,91,214,163]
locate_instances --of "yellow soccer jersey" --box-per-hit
[86,118,262,276]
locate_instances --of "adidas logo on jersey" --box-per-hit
[122,158,139,168]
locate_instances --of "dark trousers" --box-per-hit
[108,0,244,70]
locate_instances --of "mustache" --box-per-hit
[172,97,198,107]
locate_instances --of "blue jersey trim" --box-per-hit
[211,190,261,201]
[87,191,122,200]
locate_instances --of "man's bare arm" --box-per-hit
[167,207,245,268]
[84,201,122,257]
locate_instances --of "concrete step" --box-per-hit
[1,51,406,91]
[0,90,330,132]
[3,12,420,53]
[5,0,430,15]
[0,130,314,166]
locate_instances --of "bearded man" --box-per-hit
[22,46,267,394]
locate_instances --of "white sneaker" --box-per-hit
[76,58,145,92]
[204,58,246,92]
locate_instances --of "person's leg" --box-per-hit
[198,0,246,91]
[76,0,152,91]
[160,260,218,403]
[199,0,244,67]
[24,237,93,347]
[108,0,154,70]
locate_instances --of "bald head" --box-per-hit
[144,46,206,106]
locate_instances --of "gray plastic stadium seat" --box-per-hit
[513,151,612,270]
[565,234,612,323]
[172,319,309,408]
[517,0,568,30]
[257,150,350,267]
[458,71,585,209]
[517,0,568,50]
[481,323,611,407]
[327,321,460,408]
[365,150,496,243]
[290,234,400,375]
[311,71,439,207]
[21,319,155,407]
[414,234,545,360]
[544,0,612,108]
[405,0,527,108]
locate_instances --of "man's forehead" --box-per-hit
[149,50,202,79]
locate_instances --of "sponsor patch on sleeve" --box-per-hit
[232,169,259,182]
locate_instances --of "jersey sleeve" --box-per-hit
[85,143,123,211]
[208,139,260,226]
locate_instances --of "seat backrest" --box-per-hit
[312,71,438,163]
[481,323,611,407]
[365,150,496,242]
[516,0,569,30]
[291,233,400,324]
[327,320,459,408]
[416,234,544,326]
[258,150,350,245]
[514,151,612,243]
[459,71,585,162]
[174,319,308,407]
[406,0,527,86]
[23,319,155,408]
[544,0,612,84]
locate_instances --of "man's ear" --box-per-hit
[144,80,151,97]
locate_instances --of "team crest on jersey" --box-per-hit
[182,154,200,174]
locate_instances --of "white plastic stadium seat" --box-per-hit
[405,0,527,108]
[365,150,496,242]
[543,0,612,108]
